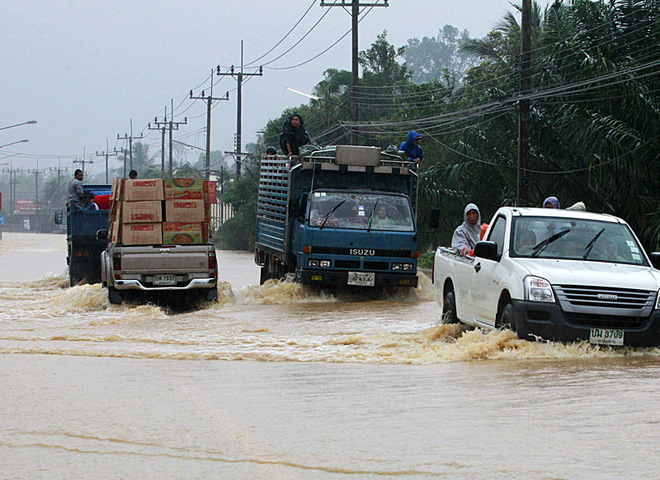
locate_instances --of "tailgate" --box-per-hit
[120,245,211,274]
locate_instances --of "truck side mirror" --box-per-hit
[474,241,500,261]
[429,209,439,229]
[650,252,660,269]
[54,210,63,225]
[96,229,108,241]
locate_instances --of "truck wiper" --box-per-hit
[582,228,605,260]
[530,229,571,257]
[319,200,345,230]
[366,200,379,233]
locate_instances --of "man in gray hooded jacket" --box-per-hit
[451,203,482,256]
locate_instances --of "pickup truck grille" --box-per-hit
[555,285,655,310]
[564,312,647,329]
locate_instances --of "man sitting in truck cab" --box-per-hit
[451,203,482,256]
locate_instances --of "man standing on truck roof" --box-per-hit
[398,131,423,165]
[67,169,84,207]
[279,113,310,158]
[451,203,482,256]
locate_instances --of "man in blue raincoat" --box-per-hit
[398,131,423,165]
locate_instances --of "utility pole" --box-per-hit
[190,70,229,179]
[117,119,143,177]
[28,159,45,210]
[149,107,168,175]
[321,0,389,145]
[73,154,93,176]
[49,159,68,189]
[165,99,187,176]
[216,42,263,178]
[96,140,120,183]
[2,161,19,215]
[517,0,532,207]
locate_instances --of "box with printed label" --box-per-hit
[121,223,162,245]
[109,221,121,244]
[110,178,125,202]
[162,222,204,244]
[124,179,164,201]
[165,199,205,222]
[109,200,122,223]
[121,201,163,224]
[203,180,217,204]
[163,178,204,200]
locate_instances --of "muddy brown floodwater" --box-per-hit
[1,232,659,479]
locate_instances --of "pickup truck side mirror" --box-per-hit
[474,241,500,261]
[54,210,63,225]
[649,252,660,269]
[96,229,108,241]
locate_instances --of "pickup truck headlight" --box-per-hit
[524,276,556,303]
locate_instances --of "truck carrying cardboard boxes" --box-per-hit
[99,178,218,304]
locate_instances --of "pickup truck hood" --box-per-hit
[513,258,660,290]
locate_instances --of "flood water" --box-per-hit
[1,232,659,479]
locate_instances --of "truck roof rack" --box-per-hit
[300,145,412,174]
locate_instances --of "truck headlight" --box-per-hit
[392,263,402,271]
[403,263,413,271]
[524,276,555,303]
[320,260,331,268]
[308,259,319,267]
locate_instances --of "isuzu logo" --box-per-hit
[350,248,375,256]
[597,293,618,301]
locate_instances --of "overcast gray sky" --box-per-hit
[1,0,552,176]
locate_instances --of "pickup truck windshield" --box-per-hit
[308,192,414,232]
[511,216,647,266]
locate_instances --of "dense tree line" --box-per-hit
[218,0,660,254]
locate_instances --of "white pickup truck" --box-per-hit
[100,243,219,305]
[433,207,660,347]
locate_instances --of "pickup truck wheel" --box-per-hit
[499,303,516,332]
[443,291,459,324]
[107,287,122,305]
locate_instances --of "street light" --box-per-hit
[0,139,29,149]
[286,87,350,111]
[0,120,37,132]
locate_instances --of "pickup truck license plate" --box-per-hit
[347,271,375,287]
[153,274,177,286]
[589,328,624,346]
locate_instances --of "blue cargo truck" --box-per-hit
[255,145,419,288]
[55,184,111,287]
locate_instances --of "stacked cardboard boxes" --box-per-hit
[108,178,216,245]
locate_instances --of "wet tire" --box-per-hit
[443,291,459,324]
[108,287,122,304]
[499,303,516,331]
[260,265,268,285]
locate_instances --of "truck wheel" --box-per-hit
[260,265,268,285]
[443,291,459,323]
[108,287,122,304]
[499,303,517,332]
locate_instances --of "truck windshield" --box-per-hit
[511,216,647,266]
[308,192,415,232]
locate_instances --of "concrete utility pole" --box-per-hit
[96,140,120,183]
[517,0,532,207]
[117,119,143,177]
[216,42,263,178]
[149,107,169,175]
[73,151,93,176]
[190,70,229,179]
[49,159,68,189]
[165,99,187,176]
[2,161,20,214]
[321,0,389,145]
[27,159,45,209]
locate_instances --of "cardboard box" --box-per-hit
[165,199,205,222]
[124,179,164,201]
[110,178,125,201]
[121,223,162,245]
[109,221,121,244]
[121,200,163,224]
[109,200,122,223]
[163,222,204,244]
[164,178,204,200]
[204,180,217,204]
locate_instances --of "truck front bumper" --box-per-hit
[113,278,217,291]
[512,300,660,347]
[300,270,418,288]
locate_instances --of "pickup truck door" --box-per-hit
[471,215,508,327]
